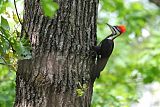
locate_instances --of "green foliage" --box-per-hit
[1,16,10,30]
[0,66,15,107]
[93,0,160,106]
[0,16,31,64]
[0,0,8,14]
[40,0,59,18]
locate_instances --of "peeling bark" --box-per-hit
[14,0,98,107]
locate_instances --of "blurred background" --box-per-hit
[0,0,160,107]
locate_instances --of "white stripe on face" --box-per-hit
[108,26,121,40]
[112,26,121,35]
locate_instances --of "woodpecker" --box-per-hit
[93,23,126,78]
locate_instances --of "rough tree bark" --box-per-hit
[14,0,98,107]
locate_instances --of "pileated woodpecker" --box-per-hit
[93,23,126,78]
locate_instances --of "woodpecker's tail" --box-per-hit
[95,57,109,78]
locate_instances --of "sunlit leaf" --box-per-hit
[0,16,10,31]
[40,0,59,18]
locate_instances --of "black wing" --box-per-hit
[95,39,114,78]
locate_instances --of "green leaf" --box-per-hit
[0,1,6,14]
[40,0,59,18]
[0,16,10,30]
[12,12,19,24]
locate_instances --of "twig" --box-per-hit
[13,0,29,37]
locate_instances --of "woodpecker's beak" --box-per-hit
[106,23,116,35]
[106,23,116,40]
[106,23,112,28]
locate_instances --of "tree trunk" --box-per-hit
[14,0,98,107]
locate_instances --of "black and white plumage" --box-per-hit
[93,23,126,78]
